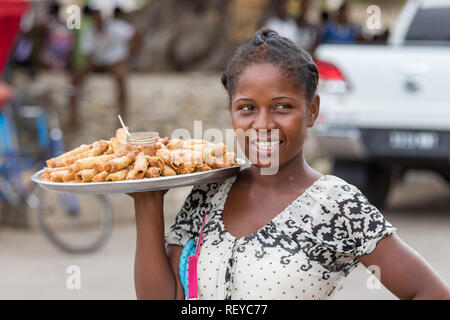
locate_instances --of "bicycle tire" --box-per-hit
[36,190,113,254]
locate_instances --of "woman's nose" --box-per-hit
[252,109,277,131]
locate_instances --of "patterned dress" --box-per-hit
[165,174,397,300]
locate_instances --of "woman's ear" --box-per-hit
[307,94,320,127]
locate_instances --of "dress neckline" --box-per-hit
[215,173,329,243]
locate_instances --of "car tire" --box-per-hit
[332,160,392,209]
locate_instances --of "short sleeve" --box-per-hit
[315,177,397,257]
[164,182,221,247]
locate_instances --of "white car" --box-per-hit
[313,0,450,208]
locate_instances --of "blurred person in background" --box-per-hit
[9,2,44,80]
[320,1,361,44]
[264,0,300,46]
[296,0,319,53]
[40,2,74,71]
[68,5,140,129]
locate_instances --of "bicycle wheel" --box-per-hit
[36,189,113,254]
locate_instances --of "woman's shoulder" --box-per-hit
[189,176,234,202]
[304,173,382,219]
[283,174,397,256]
[314,174,361,200]
[165,177,233,247]
[180,176,234,213]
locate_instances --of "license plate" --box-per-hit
[388,131,439,150]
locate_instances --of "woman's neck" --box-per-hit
[245,151,321,189]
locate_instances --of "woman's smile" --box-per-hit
[249,138,283,157]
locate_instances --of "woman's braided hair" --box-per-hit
[222,28,319,105]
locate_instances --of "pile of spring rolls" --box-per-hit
[41,128,238,183]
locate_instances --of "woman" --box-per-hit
[130,29,450,300]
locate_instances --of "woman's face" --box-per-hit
[230,63,319,169]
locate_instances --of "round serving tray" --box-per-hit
[31,158,246,194]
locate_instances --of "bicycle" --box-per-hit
[0,95,113,254]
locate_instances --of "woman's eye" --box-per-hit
[239,105,255,111]
[275,104,292,111]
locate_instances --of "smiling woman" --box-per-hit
[131,28,450,300]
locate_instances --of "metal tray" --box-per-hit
[31,159,246,194]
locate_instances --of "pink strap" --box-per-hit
[187,208,208,299]
[187,187,221,300]
[195,208,208,256]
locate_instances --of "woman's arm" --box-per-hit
[131,190,183,299]
[358,233,450,300]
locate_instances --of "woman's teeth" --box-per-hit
[252,141,281,150]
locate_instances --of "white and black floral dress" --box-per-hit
[165,174,397,300]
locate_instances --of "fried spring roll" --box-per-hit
[92,171,109,182]
[194,164,212,172]
[161,164,176,176]
[167,138,184,150]
[225,152,237,165]
[91,155,117,172]
[184,139,212,145]
[125,164,136,180]
[126,152,148,180]
[110,137,123,154]
[49,170,69,182]
[92,140,109,152]
[182,144,209,153]
[213,143,227,158]
[74,169,98,182]
[105,150,139,173]
[46,144,92,168]
[113,144,129,157]
[214,151,237,167]
[168,149,197,174]
[202,146,217,166]
[104,142,114,155]
[182,150,203,165]
[145,156,164,170]
[106,168,128,181]
[156,148,172,166]
[42,166,68,181]
[213,162,232,169]
[115,128,129,144]
[63,171,75,182]
[145,167,161,178]
[69,155,112,173]
[56,141,109,167]
[134,152,149,176]
[176,163,196,174]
